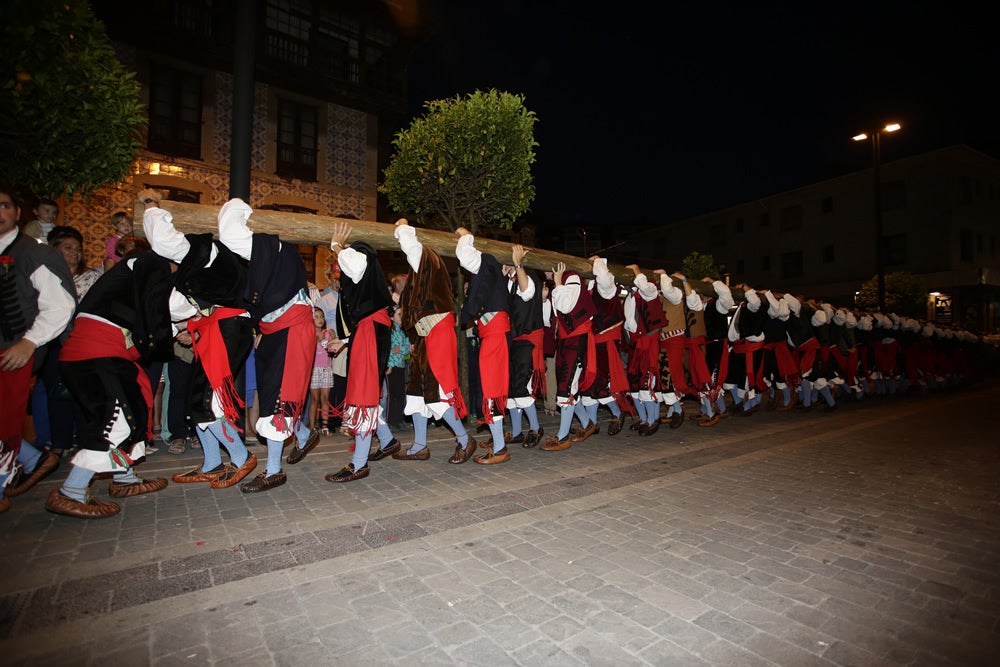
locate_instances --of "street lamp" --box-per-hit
[852,122,901,313]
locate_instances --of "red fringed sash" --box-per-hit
[513,328,546,399]
[425,312,467,419]
[478,312,510,418]
[188,307,246,434]
[557,318,596,396]
[259,303,314,432]
[337,308,391,437]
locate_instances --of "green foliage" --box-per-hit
[379,89,537,232]
[679,251,724,280]
[855,271,927,316]
[0,0,146,199]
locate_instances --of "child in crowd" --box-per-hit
[103,211,134,271]
[310,307,334,435]
[384,304,409,431]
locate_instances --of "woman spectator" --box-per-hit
[48,226,102,299]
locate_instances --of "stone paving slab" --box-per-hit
[1,384,998,665]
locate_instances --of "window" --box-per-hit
[148,64,203,158]
[885,234,906,265]
[709,223,726,247]
[761,255,771,272]
[265,0,311,67]
[778,205,802,231]
[822,244,835,262]
[780,251,802,279]
[276,99,318,181]
[960,229,973,261]
[821,196,833,214]
[317,6,360,82]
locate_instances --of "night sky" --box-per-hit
[404,1,998,226]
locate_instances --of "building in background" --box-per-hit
[636,145,1000,333]
[58,0,421,283]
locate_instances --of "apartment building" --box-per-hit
[637,145,1000,333]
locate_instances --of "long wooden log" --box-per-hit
[134,198,737,300]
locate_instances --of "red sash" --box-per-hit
[259,303,314,431]
[188,307,247,433]
[594,326,634,415]
[425,312,467,419]
[339,308,392,437]
[513,328,546,399]
[60,316,153,443]
[478,312,510,418]
[557,317,596,395]
[733,339,765,391]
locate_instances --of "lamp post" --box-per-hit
[852,122,901,312]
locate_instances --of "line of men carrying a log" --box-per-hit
[1,191,985,519]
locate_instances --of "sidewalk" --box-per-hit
[1,384,998,665]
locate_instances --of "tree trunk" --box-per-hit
[135,198,741,299]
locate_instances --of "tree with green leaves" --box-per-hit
[855,271,927,316]
[0,0,146,199]
[379,89,537,232]
[679,251,725,280]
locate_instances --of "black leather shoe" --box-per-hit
[607,417,624,436]
[368,438,401,462]
[240,471,287,493]
[286,429,321,464]
[669,412,685,429]
[638,420,661,436]
[522,427,543,448]
[325,463,370,483]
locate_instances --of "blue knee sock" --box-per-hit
[509,407,523,437]
[557,404,575,439]
[196,423,224,472]
[634,399,647,423]
[60,465,97,502]
[644,400,659,423]
[781,386,791,405]
[114,467,141,484]
[441,407,469,445]
[488,420,506,453]
[375,418,393,446]
[352,433,372,469]
[715,395,727,414]
[214,420,249,467]
[293,419,312,449]
[819,385,835,406]
[573,400,590,427]
[17,439,43,472]
[265,438,284,476]
[524,403,540,431]
[408,414,428,454]
[586,402,598,424]
[607,401,621,418]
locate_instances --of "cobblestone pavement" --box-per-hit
[1,382,998,666]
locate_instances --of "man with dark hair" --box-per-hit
[0,187,77,512]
